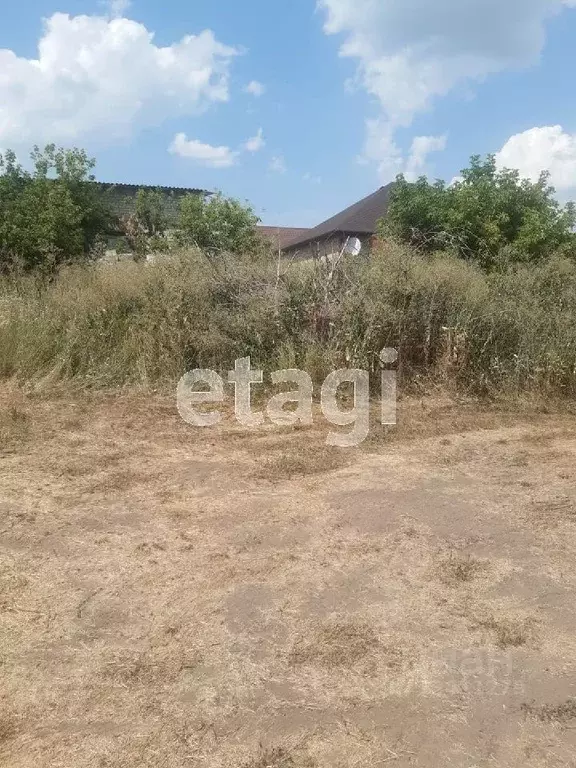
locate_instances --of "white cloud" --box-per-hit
[243,128,265,153]
[362,119,403,179]
[303,172,322,184]
[169,133,238,167]
[244,80,266,97]
[363,120,445,180]
[106,0,131,18]
[319,0,576,180]
[269,155,286,173]
[170,128,266,167]
[0,12,238,146]
[496,125,576,195]
[404,135,447,181]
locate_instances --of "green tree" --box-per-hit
[0,144,110,272]
[381,155,576,269]
[119,188,169,259]
[135,188,167,237]
[179,192,260,256]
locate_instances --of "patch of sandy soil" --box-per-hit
[2,388,576,767]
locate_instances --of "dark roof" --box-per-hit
[285,184,394,250]
[93,182,207,196]
[258,226,311,249]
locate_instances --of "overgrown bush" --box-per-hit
[0,144,265,270]
[2,242,576,397]
[178,192,261,256]
[119,187,171,260]
[381,155,576,269]
[0,249,281,385]
[0,145,111,272]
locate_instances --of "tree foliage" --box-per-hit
[0,145,111,272]
[381,155,576,269]
[134,188,167,237]
[120,188,169,259]
[179,192,260,255]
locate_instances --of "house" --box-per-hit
[94,182,208,254]
[257,226,311,251]
[95,182,207,228]
[282,184,394,257]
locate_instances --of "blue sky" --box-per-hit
[2,0,576,226]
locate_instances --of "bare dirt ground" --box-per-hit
[2,388,576,767]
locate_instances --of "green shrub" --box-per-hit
[381,154,576,269]
[178,192,261,256]
[0,145,111,273]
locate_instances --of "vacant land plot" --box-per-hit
[2,389,576,767]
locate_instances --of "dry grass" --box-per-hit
[0,566,28,610]
[0,712,17,745]
[0,407,30,452]
[530,496,576,527]
[435,553,488,586]
[4,247,576,399]
[254,443,351,481]
[287,620,383,670]
[85,468,158,494]
[100,647,198,686]
[521,699,576,724]
[475,616,534,649]
[240,746,314,768]
[3,390,576,766]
